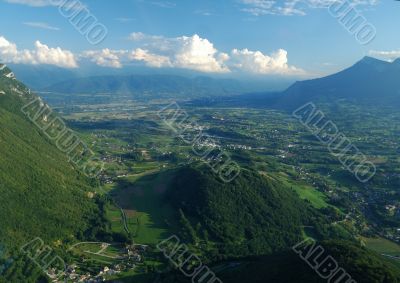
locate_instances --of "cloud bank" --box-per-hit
[0,36,78,68]
[0,33,303,75]
[82,32,303,75]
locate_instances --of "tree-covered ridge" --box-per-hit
[167,166,318,257]
[157,241,400,283]
[0,69,101,247]
[219,240,400,283]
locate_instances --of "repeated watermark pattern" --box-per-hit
[328,0,376,45]
[285,0,376,45]
[0,63,15,81]
[21,96,104,178]
[1,64,104,182]
[51,0,107,45]
[293,102,376,183]
[157,235,222,283]
[158,102,240,183]
[20,238,66,280]
[293,238,356,282]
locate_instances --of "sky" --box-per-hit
[0,0,400,79]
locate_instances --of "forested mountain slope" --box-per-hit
[0,65,101,248]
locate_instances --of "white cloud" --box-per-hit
[230,48,304,75]
[241,0,305,16]
[81,48,173,69]
[194,10,213,16]
[128,33,230,73]
[4,0,57,7]
[0,36,19,60]
[82,49,125,68]
[0,33,302,75]
[0,36,78,68]
[32,41,77,68]
[173,35,230,73]
[149,1,176,8]
[240,0,380,16]
[115,17,135,23]
[369,50,400,61]
[127,32,301,74]
[23,22,60,30]
[82,32,301,75]
[129,48,172,68]
[4,0,86,10]
[84,33,230,73]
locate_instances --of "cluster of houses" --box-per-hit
[52,244,148,283]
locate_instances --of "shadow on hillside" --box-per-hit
[109,169,178,242]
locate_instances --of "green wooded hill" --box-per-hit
[167,165,320,257]
[0,66,101,248]
[158,241,400,283]
[217,241,400,283]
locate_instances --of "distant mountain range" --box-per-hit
[275,56,400,109]
[10,56,400,107]
[192,56,400,110]
[42,74,250,99]
[10,64,292,94]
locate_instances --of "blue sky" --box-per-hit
[0,0,399,78]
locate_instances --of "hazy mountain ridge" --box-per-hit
[189,56,400,110]
[275,56,400,109]
[40,74,253,101]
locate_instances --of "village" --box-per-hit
[51,243,148,283]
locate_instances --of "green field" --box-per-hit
[106,206,126,234]
[293,184,328,209]
[110,170,178,244]
[361,237,400,268]
[271,172,329,209]
[362,237,400,256]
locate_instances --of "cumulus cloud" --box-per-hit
[127,32,300,74]
[81,48,173,69]
[230,48,304,75]
[82,32,301,75]
[240,0,380,16]
[84,33,231,73]
[82,49,125,68]
[0,37,18,57]
[172,35,230,73]
[129,48,172,68]
[0,36,78,68]
[128,33,230,73]
[0,33,302,75]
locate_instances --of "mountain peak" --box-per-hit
[0,63,14,78]
[358,56,387,65]
[351,56,391,72]
[392,58,400,64]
